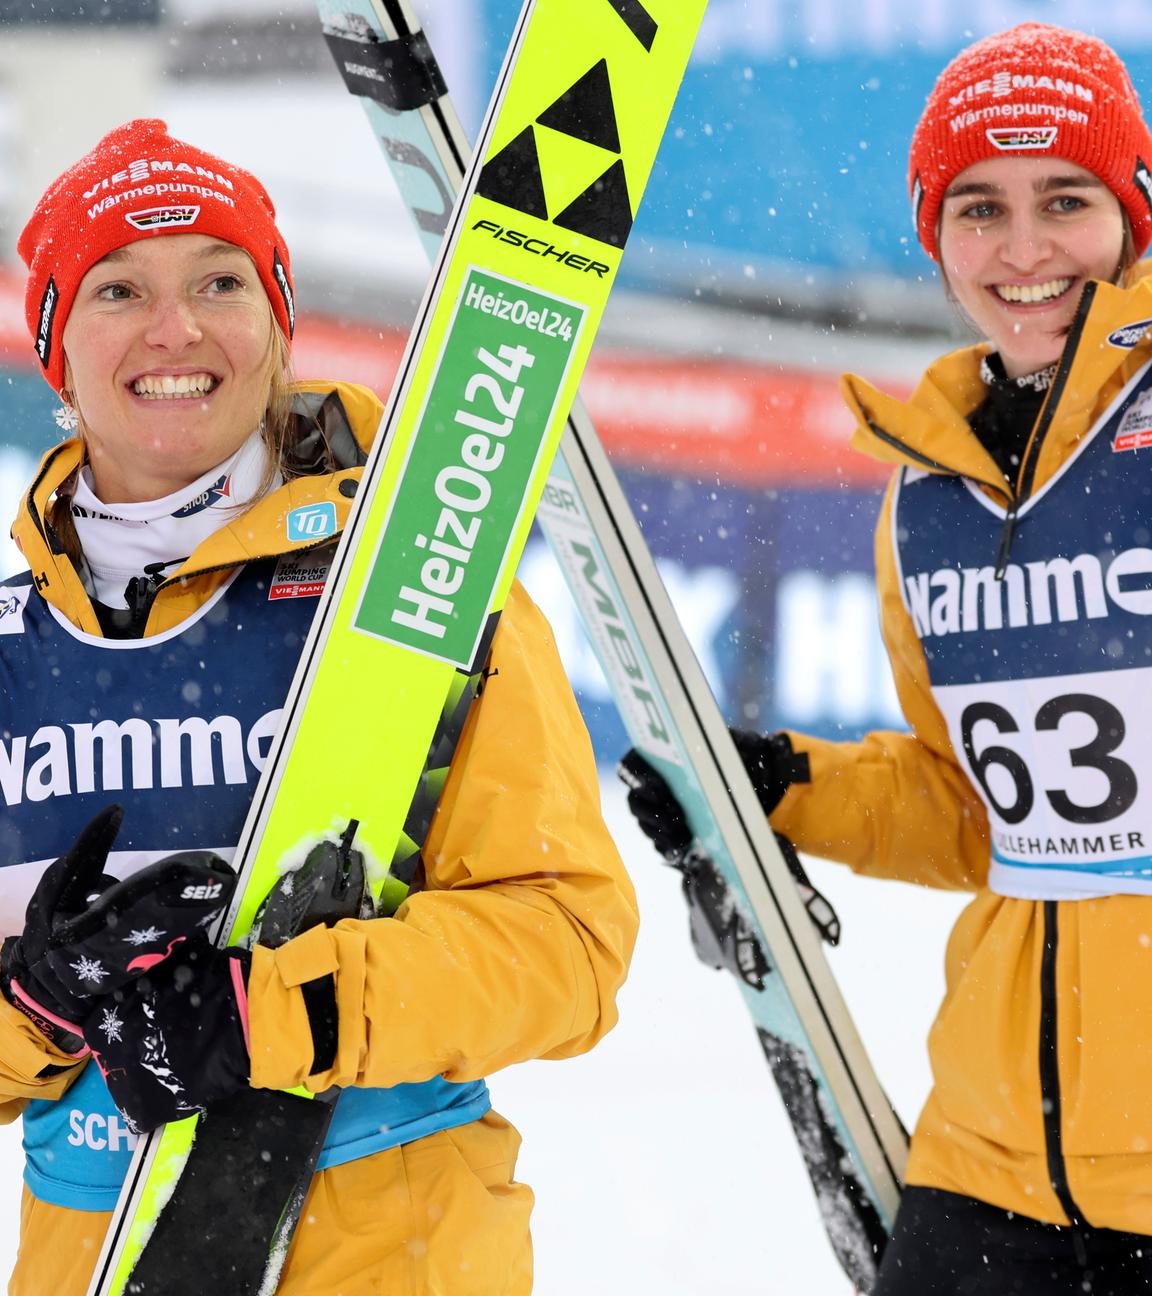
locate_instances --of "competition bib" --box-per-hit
[895,359,1152,899]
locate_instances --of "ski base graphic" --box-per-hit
[319,0,909,1289]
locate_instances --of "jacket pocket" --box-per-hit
[1060,897,1152,1157]
[926,892,1049,1155]
[403,1111,534,1296]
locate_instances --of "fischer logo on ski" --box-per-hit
[470,220,611,276]
[477,59,634,248]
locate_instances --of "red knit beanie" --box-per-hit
[909,23,1152,262]
[18,118,295,394]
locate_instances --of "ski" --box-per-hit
[84,3,706,1294]
[319,1,908,1288]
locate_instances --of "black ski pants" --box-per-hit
[872,1187,1152,1296]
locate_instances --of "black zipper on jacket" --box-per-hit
[994,282,1097,579]
[865,420,960,476]
[1040,900,1089,1264]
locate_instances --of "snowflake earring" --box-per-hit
[54,388,79,433]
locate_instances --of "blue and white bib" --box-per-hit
[0,556,488,1210]
[894,359,1152,900]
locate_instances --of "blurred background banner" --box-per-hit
[0,0,1141,754]
[479,2,1152,304]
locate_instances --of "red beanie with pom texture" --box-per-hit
[18,118,295,394]
[909,23,1152,262]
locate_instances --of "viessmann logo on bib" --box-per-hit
[1113,389,1152,453]
[904,547,1152,638]
[0,709,283,807]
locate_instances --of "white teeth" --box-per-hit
[131,373,216,399]
[995,278,1073,304]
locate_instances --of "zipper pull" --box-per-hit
[142,557,187,585]
[995,499,1019,580]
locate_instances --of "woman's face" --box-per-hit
[62,234,275,503]
[938,156,1126,378]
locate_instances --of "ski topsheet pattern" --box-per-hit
[85,3,706,1294]
[317,0,909,1289]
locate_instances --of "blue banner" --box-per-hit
[476,2,1152,280]
[520,471,904,765]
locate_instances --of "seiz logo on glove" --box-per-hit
[0,805,237,1062]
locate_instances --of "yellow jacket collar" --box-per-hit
[10,379,383,637]
[843,269,1152,494]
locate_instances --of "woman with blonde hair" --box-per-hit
[0,118,636,1296]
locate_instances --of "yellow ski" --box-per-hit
[86,1,707,1292]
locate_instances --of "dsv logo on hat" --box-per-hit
[126,206,201,230]
[986,126,1058,151]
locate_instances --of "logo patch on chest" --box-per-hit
[286,503,337,542]
[269,546,335,601]
[1113,388,1152,452]
[1107,318,1152,349]
[0,586,31,634]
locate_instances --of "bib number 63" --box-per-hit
[961,693,1137,826]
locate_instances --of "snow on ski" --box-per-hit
[84,3,706,1294]
[317,0,909,1288]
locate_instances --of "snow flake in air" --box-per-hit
[70,955,108,985]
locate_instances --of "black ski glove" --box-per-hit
[618,732,809,860]
[727,729,809,815]
[0,806,237,1058]
[617,747,838,963]
[617,748,692,860]
[85,936,251,1134]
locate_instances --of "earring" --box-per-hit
[54,388,78,433]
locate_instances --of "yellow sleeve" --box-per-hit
[771,481,990,891]
[0,994,86,1111]
[247,581,638,1092]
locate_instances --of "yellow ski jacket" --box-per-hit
[773,270,1152,1232]
[0,380,637,1296]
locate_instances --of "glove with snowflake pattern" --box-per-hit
[85,936,251,1133]
[0,806,237,1059]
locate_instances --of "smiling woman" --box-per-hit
[62,237,277,502]
[621,22,1152,1296]
[0,119,636,1296]
[937,160,1128,378]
